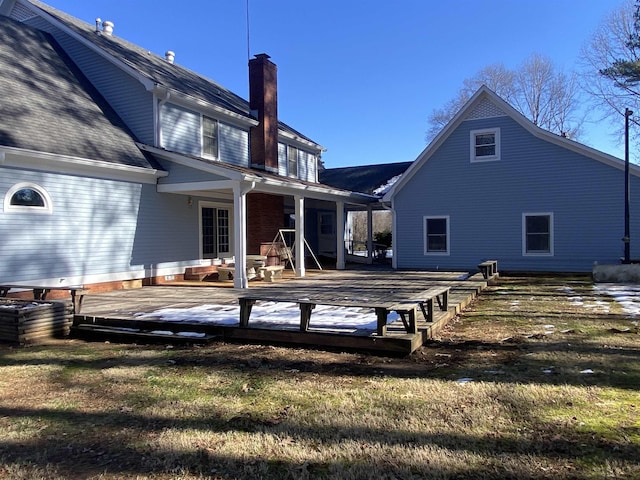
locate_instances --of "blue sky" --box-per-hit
[44,0,623,167]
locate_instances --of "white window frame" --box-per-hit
[470,127,500,163]
[4,183,53,214]
[202,115,219,160]
[522,212,554,256]
[287,145,298,178]
[198,201,234,258]
[423,215,450,256]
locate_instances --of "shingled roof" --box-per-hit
[28,0,319,147]
[0,15,157,169]
[319,162,412,196]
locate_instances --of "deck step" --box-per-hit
[73,324,218,345]
[184,265,219,281]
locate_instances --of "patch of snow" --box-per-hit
[135,301,400,332]
[0,301,53,310]
[593,284,640,316]
[372,174,403,196]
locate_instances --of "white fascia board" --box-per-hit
[138,143,247,181]
[22,1,156,90]
[252,177,376,205]
[278,129,325,153]
[0,146,166,184]
[153,86,258,129]
[157,180,237,193]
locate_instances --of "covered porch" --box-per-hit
[142,145,380,289]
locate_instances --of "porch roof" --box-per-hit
[140,144,379,205]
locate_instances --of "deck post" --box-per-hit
[294,195,306,278]
[374,307,388,336]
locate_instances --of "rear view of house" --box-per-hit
[383,86,640,273]
[0,0,375,290]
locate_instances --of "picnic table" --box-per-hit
[238,285,450,336]
[0,285,88,314]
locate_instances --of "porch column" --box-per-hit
[336,201,345,270]
[294,194,306,277]
[366,205,374,265]
[233,182,254,288]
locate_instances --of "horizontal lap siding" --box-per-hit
[0,168,141,282]
[395,115,640,272]
[278,143,287,176]
[1,169,203,283]
[25,18,154,144]
[129,184,200,266]
[219,123,249,167]
[161,103,200,155]
[299,150,318,183]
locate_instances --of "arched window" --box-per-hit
[4,183,52,213]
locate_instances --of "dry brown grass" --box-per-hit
[0,276,638,479]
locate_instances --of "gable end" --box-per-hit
[465,96,506,121]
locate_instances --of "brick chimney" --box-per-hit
[249,54,278,173]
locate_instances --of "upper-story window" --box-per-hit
[4,183,52,214]
[288,145,298,178]
[470,127,500,162]
[203,116,219,159]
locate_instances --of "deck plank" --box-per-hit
[73,269,490,354]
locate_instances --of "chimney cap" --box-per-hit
[253,53,271,60]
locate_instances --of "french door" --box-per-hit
[200,204,232,259]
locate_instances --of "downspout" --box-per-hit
[232,181,256,288]
[366,204,374,265]
[381,200,396,269]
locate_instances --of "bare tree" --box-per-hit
[426,64,515,140]
[426,54,583,142]
[581,0,640,139]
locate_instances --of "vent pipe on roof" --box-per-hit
[165,51,175,64]
[95,18,101,33]
[102,20,114,36]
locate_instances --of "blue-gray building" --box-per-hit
[383,86,640,273]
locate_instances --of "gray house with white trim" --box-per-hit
[0,0,375,290]
[383,86,640,273]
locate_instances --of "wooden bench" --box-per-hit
[478,260,498,279]
[0,285,89,314]
[238,285,449,336]
[263,265,285,282]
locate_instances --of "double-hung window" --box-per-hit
[203,116,219,159]
[523,213,553,255]
[470,128,500,162]
[424,216,450,255]
[288,145,298,178]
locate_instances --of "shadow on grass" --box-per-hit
[0,402,636,479]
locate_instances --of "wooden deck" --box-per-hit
[73,268,494,355]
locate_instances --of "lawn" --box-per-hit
[0,276,638,479]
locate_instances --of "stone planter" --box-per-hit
[0,299,73,345]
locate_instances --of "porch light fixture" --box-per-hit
[187,196,193,207]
